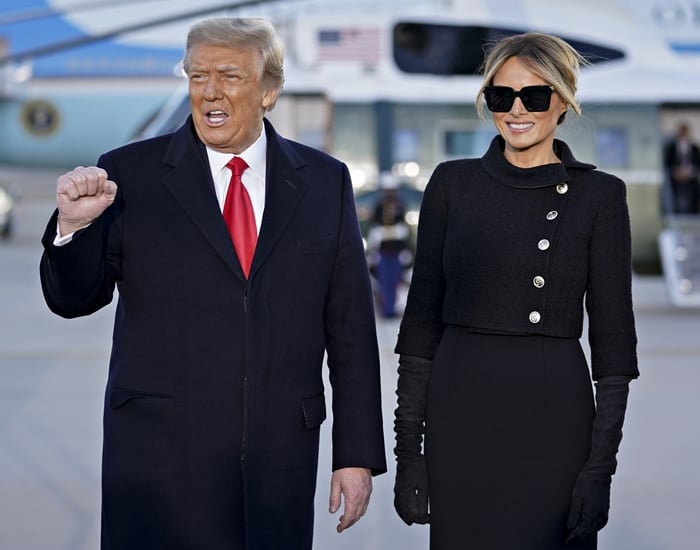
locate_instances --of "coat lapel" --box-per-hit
[248,120,309,279]
[162,118,245,280]
[160,118,308,282]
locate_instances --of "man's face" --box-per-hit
[187,42,278,154]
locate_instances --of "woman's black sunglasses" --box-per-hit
[483,85,555,112]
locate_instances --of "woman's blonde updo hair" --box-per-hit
[475,32,589,124]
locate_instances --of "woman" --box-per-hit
[393,32,639,549]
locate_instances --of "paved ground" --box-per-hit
[1,165,698,549]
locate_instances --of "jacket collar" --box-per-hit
[481,135,596,189]
[161,116,308,281]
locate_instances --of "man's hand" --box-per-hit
[56,166,117,236]
[328,467,372,533]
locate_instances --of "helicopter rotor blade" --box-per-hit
[0,0,169,26]
[0,0,288,67]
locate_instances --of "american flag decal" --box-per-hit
[317,27,382,64]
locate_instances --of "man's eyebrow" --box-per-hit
[188,64,243,72]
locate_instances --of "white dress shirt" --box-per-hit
[206,128,267,235]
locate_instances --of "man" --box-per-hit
[40,17,386,550]
[367,173,410,318]
[664,122,700,214]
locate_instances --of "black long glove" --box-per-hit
[393,354,431,525]
[566,376,632,543]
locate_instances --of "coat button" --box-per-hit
[538,239,550,251]
[533,276,545,288]
[556,183,568,194]
[529,311,541,324]
[546,210,558,220]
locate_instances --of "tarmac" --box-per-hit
[0,164,699,549]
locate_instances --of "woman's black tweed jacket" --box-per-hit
[396,136,639,380]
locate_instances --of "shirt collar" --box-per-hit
[205,126,268,177]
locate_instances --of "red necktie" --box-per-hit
[223,157,257,278]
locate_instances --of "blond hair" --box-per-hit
[183,17,285,109]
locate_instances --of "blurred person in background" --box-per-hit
[664,122,700,214]
[367,172,411,318]
[392,32,638,549]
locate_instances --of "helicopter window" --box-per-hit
[595,127,629,169]
[439,126,493,159]
[392,23,625,75]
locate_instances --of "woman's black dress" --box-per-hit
[426,330,595,549]
[396,137,638,550]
